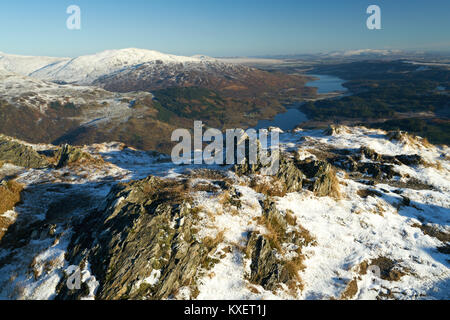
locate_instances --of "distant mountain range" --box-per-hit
[254,49,450,62]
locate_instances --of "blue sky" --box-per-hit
[1,0,449,57]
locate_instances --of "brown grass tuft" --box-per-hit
[218,191,232,206]
[358,257,407,282]
[422,160,444,171]
[0,180,24,241]
[0,180,23,214]
[327,168,342,200]
[202,230,225,253]
[141,178,192,204]
[285,210,297,226]
[340,278,358,300]
[250,176,287,197]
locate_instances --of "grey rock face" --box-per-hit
[245,201,314,292]
[247,233,290,290]
[54,144,94,168]
[57,176,218,300]
[0,135,49,169]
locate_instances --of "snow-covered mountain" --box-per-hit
[0,52,69,76]
[0,48,221,85]
[328,49,403,57]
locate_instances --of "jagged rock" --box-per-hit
[233,135,265,176]
[247,233,291,290]
[235,145,341,197]
[395,154,424,166]
[323,125,350,136]
[246,202,292,290]
[360,146,382,162]
[55,144,99,168]
[357,163,398,180]
[246,201,313,291]
[276,156,305,192]
[386,130,408,142]
[235,146,305,193]
[237,154,305,193]
[297,160,341,198]
[263,201,288,232]
[0,135,49,168]
[56,176,218,300]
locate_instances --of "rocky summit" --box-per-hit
[0,125,448,300]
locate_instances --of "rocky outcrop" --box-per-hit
[359,147,424,167]
[246,201,315,292]
[323,125,350,136]
[235,147,342,198]
[326,147,424,182]
[275,156,305,193]
[236,153,305,194]
[0,135,49,169]
[395,154,424,166]
[360,146,382,162]
[247,233,291,290]
[296,159,341,198]
[56,176,220,300]
[54,144,100,168]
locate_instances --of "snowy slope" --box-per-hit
[0,69,152,118]
[30,48,207,84]
[0,48,216,85]
[0,52,69,76]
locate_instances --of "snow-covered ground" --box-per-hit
[0,126,448,300]
[0,69,153,116]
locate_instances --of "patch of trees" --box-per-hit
[302,80,448,120]
[152,87,226,120]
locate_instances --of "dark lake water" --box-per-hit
[254,74,346,131]
[254,107,308,131]
[306,74,347,94]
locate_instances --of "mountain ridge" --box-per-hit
[0,48,223,85]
